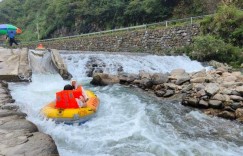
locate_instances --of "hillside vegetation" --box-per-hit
[1,0,240,41]
[183,5,243,68]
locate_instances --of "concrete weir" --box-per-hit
[0,47,71,81]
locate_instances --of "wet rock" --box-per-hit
[151,73,168,85]
[140,79,153,89]
[230,103,242,110]
[1,103,19,110]
[90,73,119,86]
[205,83,220,96]
[0,115,38,133]
[0,110,26,118]
[183,97,198,107]
[67,56,72,60]
[1,80,8,88]
[117,66,123,73]
[93,68,104,75]
[224,106,235,112]
[209,100,222,109]
[230,95,243,102]
[217,111,236,120]
[139,70,151,79]
[198,100,209,108]
[163,90,174,97]
[155,90,166,97]
[1,132,59,156]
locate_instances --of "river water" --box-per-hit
[9,52,243,156]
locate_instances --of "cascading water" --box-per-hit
[9,52,243,156]
[29,50,57,74]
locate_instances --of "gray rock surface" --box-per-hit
[0,80,59,156]
[205,83,220,96]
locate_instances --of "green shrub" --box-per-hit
[187,35,242,67]
[200,5,243,47]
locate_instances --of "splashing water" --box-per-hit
[9,53,243,156]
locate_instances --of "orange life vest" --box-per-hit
[55,90,79,109]
[72,85,84,99]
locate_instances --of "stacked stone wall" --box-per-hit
[23,24,200,54]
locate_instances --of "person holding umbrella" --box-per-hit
[0,24,22,53]
[6,30,18,46]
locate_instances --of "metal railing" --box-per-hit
[21,14,213,44]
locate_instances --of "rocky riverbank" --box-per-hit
[0,80,59,156]
[90,66,243,123]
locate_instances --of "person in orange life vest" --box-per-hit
[55,84,79,109]
[67,82,87,108]
[70,79,88,104]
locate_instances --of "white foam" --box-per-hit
[62,53,208,76]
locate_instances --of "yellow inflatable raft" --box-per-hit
[41,90,99,124]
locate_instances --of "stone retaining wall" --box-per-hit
[23,24,199,54]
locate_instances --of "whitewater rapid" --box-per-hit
[9,53,243,156]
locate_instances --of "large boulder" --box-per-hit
[182,97,198,107]
[163,90,174,97]
[205,83,220,96]
[154,90,166,97]
[198,100,209,108]
[212,94,226,101]
[209,100,222,109]
[191,69,206,79]
[175,74,190,85]
[139,78,153,89]
[90,73,119,86]
[0,115,37,133]
[151,73,169,85]
[119,73,138,84]
[170,68,185,77]
[0,132,59,156]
